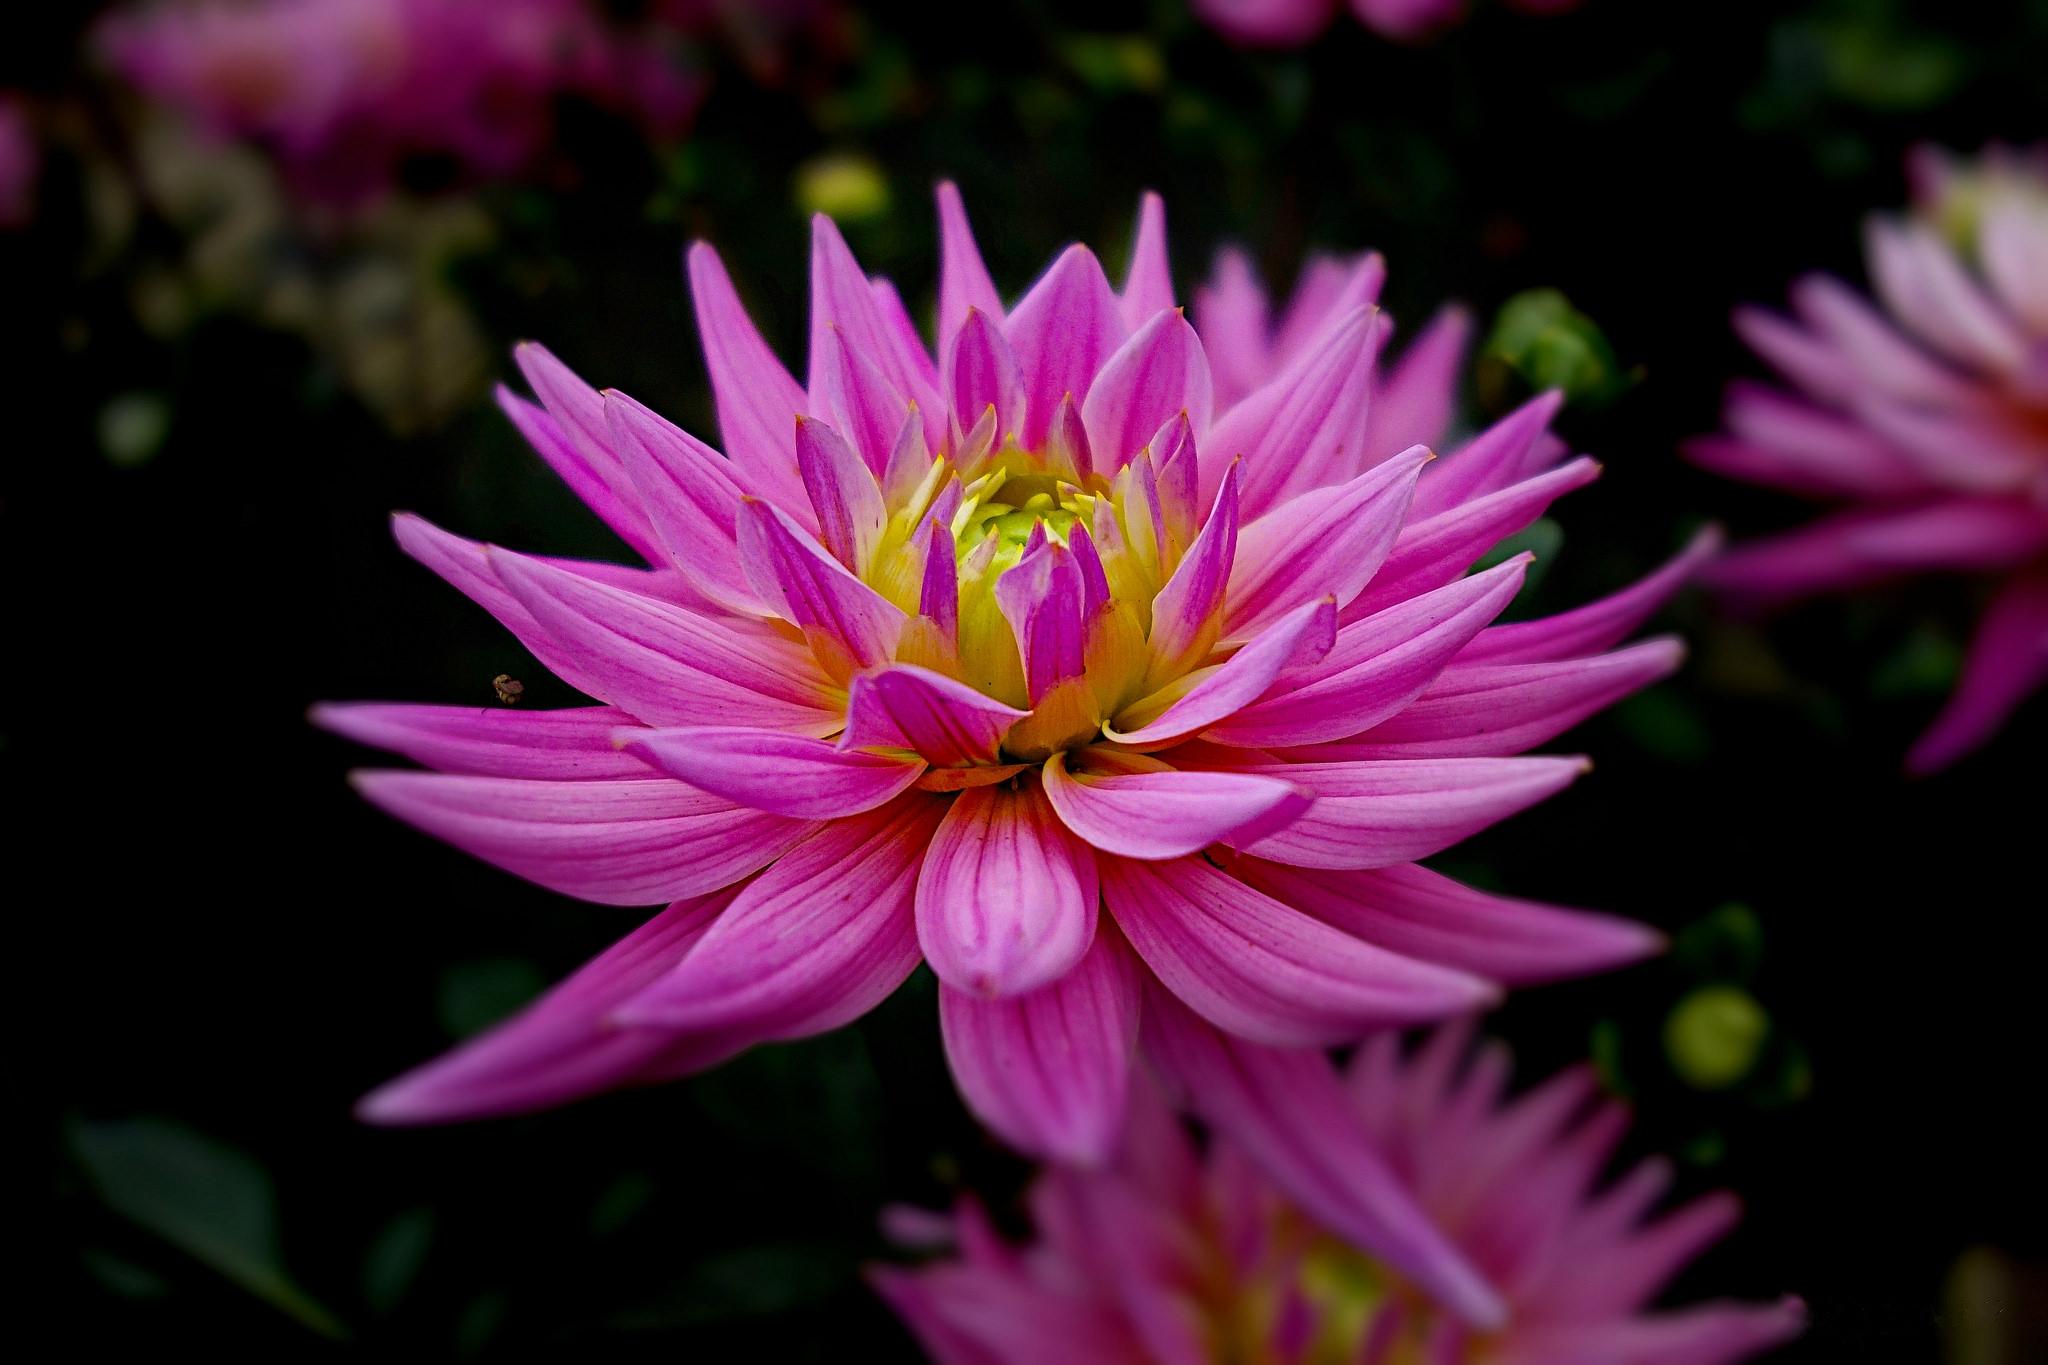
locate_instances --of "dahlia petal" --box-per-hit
[1195,247,1273,409]
[1704,500,2048,604]
[1118,191,1175,331]
[1109,597,1338,745]
[1006,245,1128,449]
[1333,637,1686,757]
[1272,252,1387,370]
[1219,755,1589,869]
[1363,304,1471,458]
[1411,389,1564,519]
[939,929,1140,1165]
[617,795,945,1033]
[946,307,1026,444]
[357,888,746,1124]
[872,277,942,394]
[620,726,923,819]
[1849,391,2042,493]
[1210,305,1384,514]
[311,703,650,780]
[1147,464,1239,683]
[1709,381,1932,498]
[491,544,843,730]
[1347,456,1602,620]
[1150,413,1203,553]
[1907,566,2048,773]
[349,772,813,906]
[842,664,1029,767]
[1140,990,1507,1328]
[602,390,769,617]
[935,180,1005,337]
[795,414,888,573]
[1728,306,1863,406]
[807,213,944,432]
[1225,446,1430,642]
[996,541,1089,704]
[1102,856,1497,1045]
[815,324,915,476]
[917,782,1099,996]
[1565,1192,1746,1316]
[1042,749,1311,860]
[1981,194,2048,331]
[496,383,661,565]
[736,497,907,682]
[1790,273,1981,406]
[1207,557,1528,748]
[1082,308,1214,473]
[1232,858,1662,985]
[1069,521,1112,619]
[869,1263,1139,1365]
[1492,1299,1806,1365]
[684,242,813,515]
[1461,526,1719,664]
[1867,219,2030,376]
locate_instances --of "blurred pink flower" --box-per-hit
[1193,0,1580,49]
[1690,145,2048,771]
[317,185,1695,1312]
[0,95,36,229]
[98,0,706,204]
[875,1017,1804,1364]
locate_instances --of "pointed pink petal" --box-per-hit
[1207,557,1527,748]
[617,795,945,1033]
[1907,566,2048,772]
[1211,306,1384,514]
[814,323,916,476]
[1493,1299,1805,1365]
[491,544,843,731]
[1273,252,1386,368]
[736,497,907,681]
[1225,445,1430,642]
[1981,195,2048,330]
[349,772,814,906]
[1217,755,1589,869]
[917,783,1099,996]
[996,541,1088,703]
[496,383,661,564]
[1005,245,1128,450]
[1704,499,2048,605]
[684,242,813,514]
[1102,856,1496,1045]
[620,726,923,819]
[842,664,1029,767]
[1147,465,1240,677]
[936,180,1005,337]
[1081,307,1214,473]
[945,307,1026,443]
[1461,526,1719,664]
[1194,247,1272,408]
[311,703,650,780]
[358,887,748,1123]
[1411,390,1564,520]
[602,390,769,617]
[1346,457,1602,621]
[1233,858,1662,985]
[1108,598,1337,746]
[1118,191,1175,331]
[1042,750,1311,860]
[795,414,888,573]
[1140,988,1507,1328]
[1335,638,1685,757]
[1362,304,1471,460]
[808,214,943,435]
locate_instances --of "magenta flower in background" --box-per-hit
[0,94,37,229]
[317,186,1700,1318]
[98,0,706,206]
[1690,145,2048,772]
[1192,0,1582,49]
[875,1018,1805,1365]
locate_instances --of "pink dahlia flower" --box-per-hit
[318,185,1698,1309]
[99,0,701,205]
[1690,145,2048,772]
[0,95,36,229]
[876,1018,1804,1365]
[1192,0,1580,49]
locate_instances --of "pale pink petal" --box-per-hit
[619,726,923,819]
[1980,195,2048,331]
[842,664,1030,766]
[795,414,888,573]
[1108,598,1338,746]
[1042,749,1312,859]
[1790,273,1980,406]
[1273,252,1387,370]
[349,772,814,906]
[814,324,916,476]
[1005,245,1128,449]
[311,703,650,781]
[807,213,944,433]
[917,782,1098,996]
[1363,304,1471,459]
[936,180,1005,337]
[1461,526,1719,664]
[1147,465,1240,679]
[617,795,945,1033]
[940,926,1141,1164]
[1210,306,1384,514]
[1705,500,2048,604]
[602,390,770,617]
[1411,389,1564,520]
[495,383,661,565]
[1907,566,2048,772]
[1082,307,1214,473]
[736,497,908,681]
[684,242,813,514]
[1101,856,1497,1045]
[1118,191,1176,330]
[1195,247,1273,409]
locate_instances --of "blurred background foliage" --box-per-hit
[10,0,2048,1359]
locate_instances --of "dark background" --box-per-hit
[12,0,2048,1358]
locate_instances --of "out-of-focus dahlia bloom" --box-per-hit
[876,1020,1805,1365]
[1193,0,1581,49]
[1690,145,2048,771]
[99,0,702,205]
[318,185,1698,1315]
[0,95,36,229]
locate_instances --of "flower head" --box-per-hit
[0,94,36,229]
[875,1020,1805,1365]
[1690,145,2048,771]
[319,187,1693,1303]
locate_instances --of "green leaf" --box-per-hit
[70,1117,347,1338]
[363,1207,435,1316]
